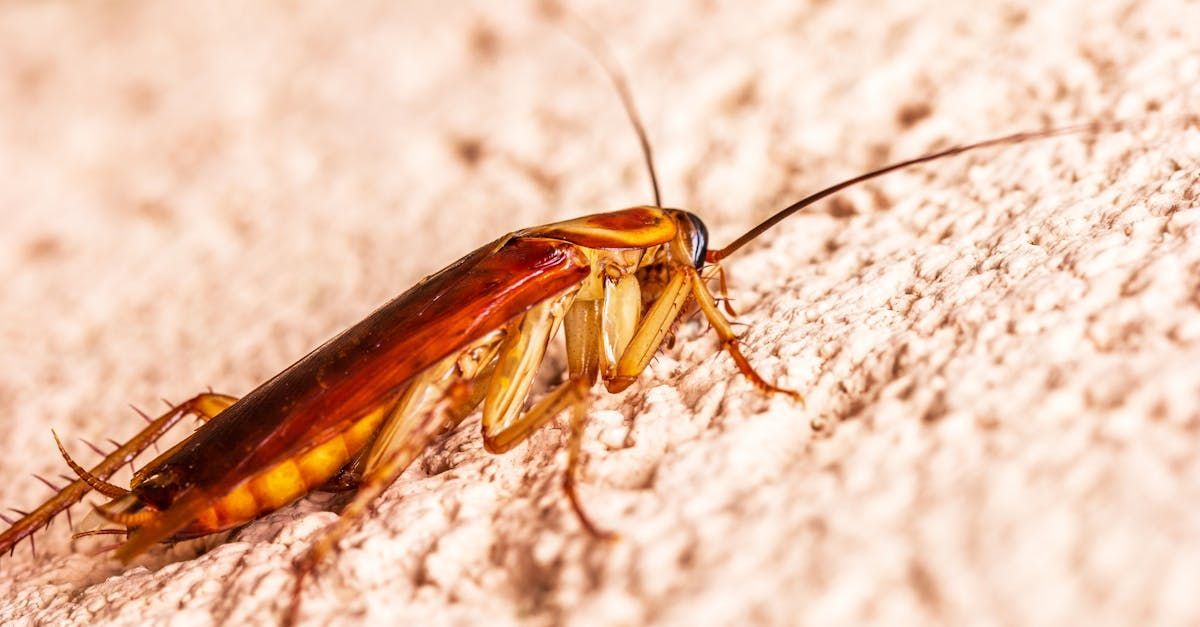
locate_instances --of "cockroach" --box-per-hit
[0,17,1183,626]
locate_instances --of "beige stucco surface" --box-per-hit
[1,1,1198,625]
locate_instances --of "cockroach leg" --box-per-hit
[481,375,586,454]
[562,381,616,540]
[482,287,618,537]
[91,506,157,527]
[606,269,692,393]
[599,273,642,378]
[70,528,129,540]
[481,291,578,453]
[287,374,478,627]
[687,267,804,405]
[185,393,239,420]
[346,331,504,487]
[0,392,236,556]
[709,263,738,317]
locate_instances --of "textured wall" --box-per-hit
[1,1,1198,625]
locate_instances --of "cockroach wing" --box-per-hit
[115,234,590,559]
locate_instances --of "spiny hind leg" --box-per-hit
[175,392,238,421]
[62,391,236,491]
[71,392,239,540]
[0,392,237,557]
[116,392,238,488]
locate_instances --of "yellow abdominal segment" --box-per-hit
[190,406,388,532]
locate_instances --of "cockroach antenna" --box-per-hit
[550,6,662,207]
[707,122,1115,262]
[706,115,1199,261]
[552,7,1193,265]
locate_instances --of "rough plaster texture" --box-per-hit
[1,1,1198,625]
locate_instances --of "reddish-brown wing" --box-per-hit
[116,234,590,559]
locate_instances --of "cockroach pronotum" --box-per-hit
[0,14,1189,626]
